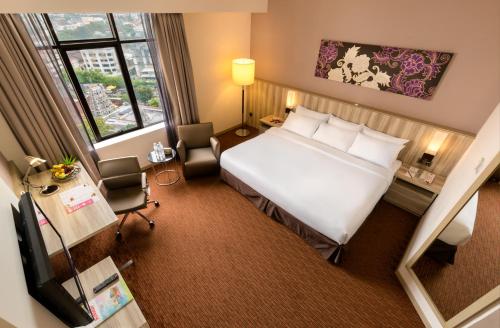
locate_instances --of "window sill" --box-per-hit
[94,122,165,150]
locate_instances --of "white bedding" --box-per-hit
[438,192,478,246]
[220,127,400,244]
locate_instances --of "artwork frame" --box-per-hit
[314,39,453,100]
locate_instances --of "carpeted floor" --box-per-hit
[52,127,423,327]
[412,179,500,320]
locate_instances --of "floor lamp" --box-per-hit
[232,58,255,137]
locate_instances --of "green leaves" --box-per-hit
[61,154,77,166]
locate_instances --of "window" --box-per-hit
[40,13,164,142]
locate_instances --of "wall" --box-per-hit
[397,103,500,327]
[0,169,66,327]
[250,0,500,133]
[94,122,168,168]
[184,12,251,133]
[1,0,268,13]
[403,103,499,263]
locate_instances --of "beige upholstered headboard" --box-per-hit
[246,79,474,177]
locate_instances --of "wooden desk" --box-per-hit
[62,257,149,328]
[9,162,117,256]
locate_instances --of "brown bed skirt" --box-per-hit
[220,168,343,263]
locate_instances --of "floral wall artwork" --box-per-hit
[314,39,453,99]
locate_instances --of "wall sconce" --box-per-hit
[418,130,448,166]
[285,90,297,114]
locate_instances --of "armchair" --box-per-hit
[176,122,220,179]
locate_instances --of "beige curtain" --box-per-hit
[0,14,100,181]
[150,14,199,127]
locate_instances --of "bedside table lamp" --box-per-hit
[232,58,255,137]
[418,130,448,166]
[285,90,297,114]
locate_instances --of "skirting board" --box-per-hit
[246,79,474,177]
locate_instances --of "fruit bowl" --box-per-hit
[51,164,81,182]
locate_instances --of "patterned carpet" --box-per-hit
[412,180,500,320]
[52,128,423,327]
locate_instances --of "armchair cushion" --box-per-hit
[184,147,218,177]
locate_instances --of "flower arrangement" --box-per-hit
[51,155,80,181]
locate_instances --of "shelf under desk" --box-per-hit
[62,257,148,328]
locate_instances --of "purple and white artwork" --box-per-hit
[314,39,453,99]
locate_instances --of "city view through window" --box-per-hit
[44,14,164,141]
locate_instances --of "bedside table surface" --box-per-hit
[260,115,284,127]
[396,165,446,194]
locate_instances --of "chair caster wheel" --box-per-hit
[115,231,122,241]
[149,221,155,229]
[154,201,160,208]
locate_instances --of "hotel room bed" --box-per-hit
[220,127,401,262]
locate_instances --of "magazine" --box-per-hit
[88,279,134,326]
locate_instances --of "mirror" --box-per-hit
[411,163,499,324]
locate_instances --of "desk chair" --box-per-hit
[97,156,159,240]
[176,122,220,179]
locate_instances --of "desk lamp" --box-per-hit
[23,156,60,195]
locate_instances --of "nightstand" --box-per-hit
[259,115,284,133]
[383,165,446,216]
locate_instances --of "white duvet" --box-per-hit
[220,127,400,244]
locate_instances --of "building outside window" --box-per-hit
[29,13,165,142]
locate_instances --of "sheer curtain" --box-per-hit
[142,13,200,146]
[0,14,100,181]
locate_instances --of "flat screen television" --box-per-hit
[12,192,93,327]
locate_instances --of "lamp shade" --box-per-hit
[425,130,448,156]
[25,155,46,167]
[232,58,255,86]
[286,90,297,108]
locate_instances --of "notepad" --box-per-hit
[58,184,99,214]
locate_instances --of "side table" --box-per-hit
[147,148,180,186]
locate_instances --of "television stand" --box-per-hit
[62,257,148,327]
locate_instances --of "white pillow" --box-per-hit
[295,105,330,122]
[328,115,363,131]
[362,126,409,145]
[347,132,404,168]
[281,112,321,138]
[312,123,358,152]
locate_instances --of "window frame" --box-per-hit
[43,13,158,142]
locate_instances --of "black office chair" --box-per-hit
[97,156,159,240]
